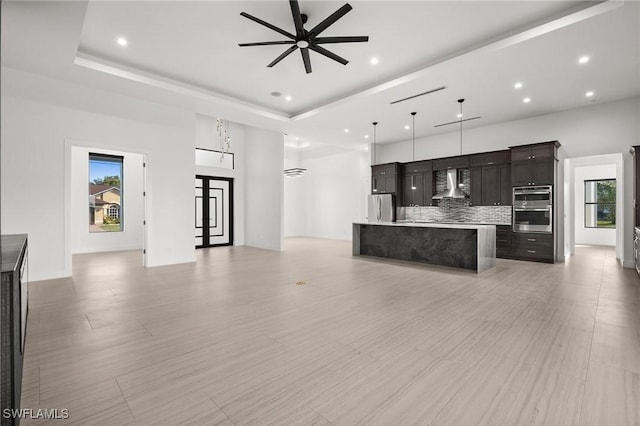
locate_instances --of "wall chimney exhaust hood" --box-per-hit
[432,169,467,199]
[433,98,469,200]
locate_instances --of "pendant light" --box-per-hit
[411,112,417,190]
[458,99,464,155]
[372,121,378,165]
[283,136,307,177]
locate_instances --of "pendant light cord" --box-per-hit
[458,99,464,155]
[411,112,416,161]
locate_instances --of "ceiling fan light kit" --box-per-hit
[239,0,369,74]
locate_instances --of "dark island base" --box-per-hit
[354,224,479,271]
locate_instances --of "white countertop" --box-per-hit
[354,221,496,230]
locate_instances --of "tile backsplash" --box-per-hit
[401,202,511,225]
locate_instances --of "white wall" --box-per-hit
[377,96,640,265]
[71,146,144,253]
[195,114,246,246]
[244,126,284,251]
[1,68,195,281]
[574,164,617,246]
[284,147,369,241]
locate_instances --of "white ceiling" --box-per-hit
[2,1,639,149]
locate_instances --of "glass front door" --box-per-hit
[195,176,234,248]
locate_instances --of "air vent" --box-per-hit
[390,86,446,105]
[434,116,482,128]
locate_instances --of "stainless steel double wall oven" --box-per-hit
[512,185,553,233]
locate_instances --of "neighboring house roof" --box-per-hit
[89,183,120,196]
[91,199,120,207]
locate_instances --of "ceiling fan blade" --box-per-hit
[308,44,348,65]
[240,12,295,40]
[308,4,353,38]
[301,47,312,73]
[267,45,298,68]
[239,41,295,47]
[289,0,305,38]
[312,36,369,44]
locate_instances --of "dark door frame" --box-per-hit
[195,175,234,248]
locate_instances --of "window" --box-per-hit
[195,148,234,170]
[108,205,120,219]
[89,153,123,232]
[585,179,616,228]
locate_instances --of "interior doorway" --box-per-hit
[564,153,624,265]
[195,175,234,248]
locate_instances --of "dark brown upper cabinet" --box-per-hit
[400,161,434,206]
[432,156,469,171]
[371,162,400,195]
[470,163,511,206]
[469,150,510,167]
[510,141,559,187]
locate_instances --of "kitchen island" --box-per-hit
[353,222,496,273]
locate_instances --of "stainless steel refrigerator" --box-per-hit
[368,194,395,223]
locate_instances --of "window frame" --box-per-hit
[89,153,124,233]
[584,178,616,229]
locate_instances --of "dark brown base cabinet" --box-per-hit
[510,233,554,263]
[496,225,512,259]
[1,235,29,426]
[496,227,554,263]
[631,146,640,277]
[635,227,640,276]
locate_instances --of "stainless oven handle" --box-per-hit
[514,208,551,212]
[513,190,552,195]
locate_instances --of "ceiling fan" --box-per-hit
[238,0,369,74]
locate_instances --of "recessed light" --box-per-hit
[117,37,128,46]
[523,97,531,103]
[514,82,523,89]
[579,55,590,64]
[270,91,282,97]
[364,135,369,139]
[404,125,410,130]
[457,113,463,118]
[295,137,300,141]
[285,95,292,101]
[344,128,349,133]
[585,91,594,97]
[364,145,369,151]
[370,57,379,65]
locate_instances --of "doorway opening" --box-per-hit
[195,175,234,248]
[68,145,147,273]
[564,154,624,265]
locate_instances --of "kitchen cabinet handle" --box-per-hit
[528,156,531,159]
[527,250,536,253]
[532,155,536,159]
[527,238,536,242]
[487,162,494,165]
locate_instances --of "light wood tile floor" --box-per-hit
[21,239,640,425]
